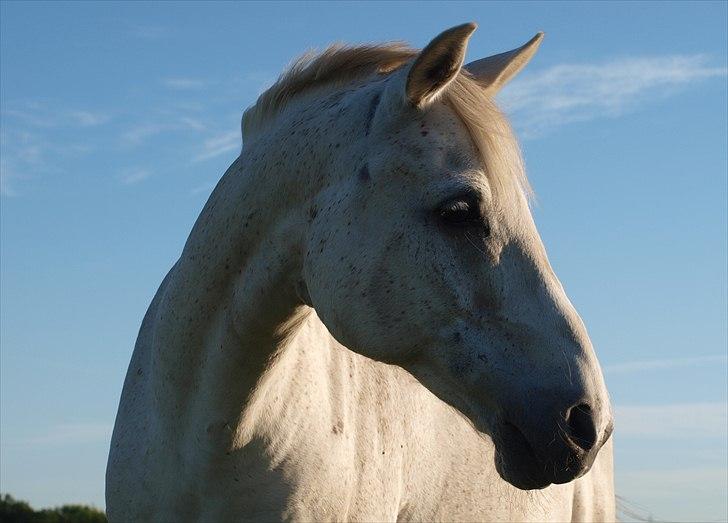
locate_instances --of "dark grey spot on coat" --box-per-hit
[364,92,381,136]
[358,164,370,182]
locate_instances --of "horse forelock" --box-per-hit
[241,43,532,205]
[445,76,533,205]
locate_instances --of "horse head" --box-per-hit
[300,23,613,490]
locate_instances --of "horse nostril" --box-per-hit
[565,403,598,452]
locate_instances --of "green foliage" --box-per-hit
[0,494,107,523]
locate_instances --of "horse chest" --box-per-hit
[225,391,563,522]
[229,421,402,520]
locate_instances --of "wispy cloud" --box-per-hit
[121,117,206,145]
[3,107,56,128]
[129,24,169,40]
[162,77,208,90]
[120,168,153,185]
[121,123,169,144]
[617,467,727,522]
[193,130,240,162]
[3,104,111,128]
[2,130,44,166]
[500,54,728,136]
[5,422,113,448]
[615,402,727,439]
[0,125,95,196]
[190,182,217,196]
[1,129,51,196]
[238,71,278,96]
[604,354,728,374]
[0,159,20,197]
[67,110,111,127]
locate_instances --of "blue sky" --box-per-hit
[1,2,726,520]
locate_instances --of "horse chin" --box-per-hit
[493,422,554,491]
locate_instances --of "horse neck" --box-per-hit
[148,78,376,447]
[150,135,321,437]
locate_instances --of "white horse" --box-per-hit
[107,23,615,522]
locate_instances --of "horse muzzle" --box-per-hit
[493,401,613,490]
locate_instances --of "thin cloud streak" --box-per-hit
[162,77,208,90]
[194,130,240,162]
[0,129,63,196]
[0,126,95,196]
[121,117,206,145]
[615,402,727,439]
[3,106,111,128]
[67,110,111,126]
[120,168,153,185]
[603,354,728,374]
[499,54,728,136]
[0,161,20,196]
[190,182,217,196]
[129,24,169,40]
[5,422,113,449]
[617,467,727,522]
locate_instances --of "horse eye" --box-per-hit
[438,198,481,226]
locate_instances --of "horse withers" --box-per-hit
[107,23,614,522]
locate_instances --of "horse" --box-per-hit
[106,23,615,522]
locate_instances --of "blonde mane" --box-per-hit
[242,43,416,139]
[242,43,531,200]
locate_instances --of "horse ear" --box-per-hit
[464,32,543,94]
[406,23,477,108]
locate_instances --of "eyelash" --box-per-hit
[437,195,490,235]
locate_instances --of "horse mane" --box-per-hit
[242,43,531,201]
[242,43,417,139]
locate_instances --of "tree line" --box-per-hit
[0,494,106,523]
